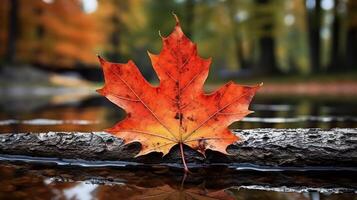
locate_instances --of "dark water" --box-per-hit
[0,91,357,199]
[1,162,357,200]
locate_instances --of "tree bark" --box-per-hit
[0,128,356,168]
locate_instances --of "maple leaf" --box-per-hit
[97,15,261,172]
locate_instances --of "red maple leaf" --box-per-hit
[97,15,261,172]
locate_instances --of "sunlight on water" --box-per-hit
[63,182,98,200]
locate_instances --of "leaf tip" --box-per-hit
[147,51,158,60]
[203,56,212,64]
[97,54,105,64]
[227,80,234,86]
[127,59,135,65]
[147,50,152,57]
[96,88,103,94]
[104,127,112,133]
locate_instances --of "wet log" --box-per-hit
[0,128,356,168]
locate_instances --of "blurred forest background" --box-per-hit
[0,0,357,135]
[0,0,356,83]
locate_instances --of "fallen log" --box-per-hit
[0,128,356,168]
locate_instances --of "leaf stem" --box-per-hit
[179,142,189,173]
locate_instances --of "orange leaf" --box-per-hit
[97,15,261,171]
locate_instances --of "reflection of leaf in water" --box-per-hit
[96,184,235,200]
[0,164,355,200]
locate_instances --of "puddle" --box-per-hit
[0,161,356,199]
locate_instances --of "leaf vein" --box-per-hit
[183,92,251,141]
[109,67,178,141]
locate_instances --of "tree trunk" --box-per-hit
[307,0,321,73]
[257,36,278,74]
[226,0,249,71]
[255,0,279,74]
[0,128,356,168]
[346,29,357,69]
[329,0,348,72]
[184,0,195,39]
[107,15,122,61]
[5,0,19,64]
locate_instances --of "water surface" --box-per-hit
[0,91,356,199]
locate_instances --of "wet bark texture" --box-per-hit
[0,128,356,167]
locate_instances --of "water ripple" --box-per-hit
[252,104,293,112]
